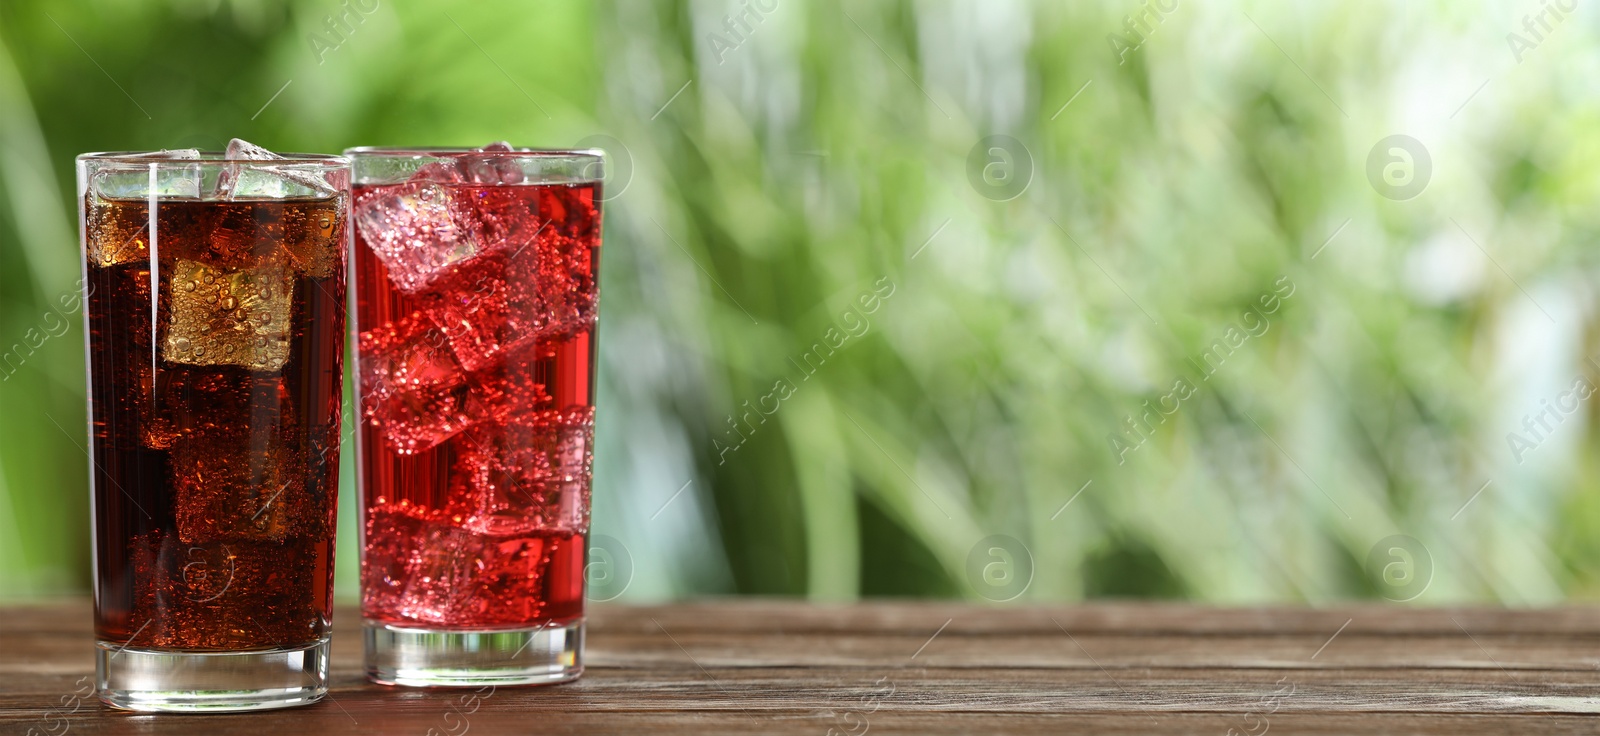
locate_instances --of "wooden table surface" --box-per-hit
[5,600,1600,734]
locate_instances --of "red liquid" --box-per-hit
[353,179,599,628]
[85,195,345,649]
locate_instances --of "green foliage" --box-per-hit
[3,0,1599,604]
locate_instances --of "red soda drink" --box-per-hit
[348,146,602,686]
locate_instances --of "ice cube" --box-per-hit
[405,143,525,187]
[453,158,602,261]
[355,142,595,297]
[85,267,268,461]
[391,522,565,625]
[277,197,344,279]
[169,375,323,544]
[137,149,204,198]
[446,407,593,536]
[537,180,604,244]
[162,259,294,371]
[361,504,428,618]
[445,533,553,623]
[359,314,479,454]
[436,182,599,370]
[85,195,168,269]
[459,141,525,185]
[91,149,203,199]
[85,149,214,267]
[167,195,343,278]
[86,198,148,268]
[425,245,594,372]
[415,159,467,184]
[354,173,477,293]
[130,530,318,649]
[395,521,477,623]
[140,365,239,451]
[445,183,549,258]
[215,138,336,200]
[461,343,555,425]
[131,148,202,159]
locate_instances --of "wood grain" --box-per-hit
[4,600,1600,734]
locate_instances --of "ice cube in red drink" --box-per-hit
[360,503,429,618]
[426,242,594,371]
[359,313,479,454]
[386,523,583,627]
[352,164,476,293]
[446,406,593,536]
[446,182,552,256]
[394,520,477,623]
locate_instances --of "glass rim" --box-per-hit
[342,146,603,161]
[77,151,350,167]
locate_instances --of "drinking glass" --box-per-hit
[345,146,603,686]
[78,151,350,711]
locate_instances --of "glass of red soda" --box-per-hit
[78,147,349,711]
[346,145,603,686]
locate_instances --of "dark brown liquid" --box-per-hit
[86,195,345,650]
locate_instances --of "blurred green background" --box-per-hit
[4,0,1600,605]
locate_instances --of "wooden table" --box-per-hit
[5,600,1600,734]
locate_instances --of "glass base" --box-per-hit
[96,638,329,712]
[365,619,584,687]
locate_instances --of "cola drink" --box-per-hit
[80,147,348,712]
[349,146,602,686]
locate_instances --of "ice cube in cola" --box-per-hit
[353,145,599,631]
